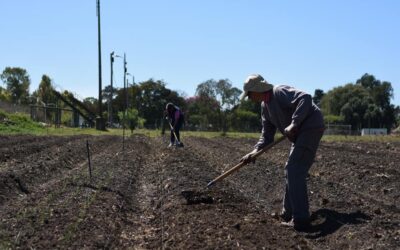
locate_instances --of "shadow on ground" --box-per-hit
[306,209,372,239]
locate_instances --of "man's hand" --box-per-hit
[240,151,257,164]
[284,123,298,142]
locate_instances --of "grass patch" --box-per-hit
[184,130,261,138]
[1,109,399,142]
[0,109,44,134]
[322,134,400,142]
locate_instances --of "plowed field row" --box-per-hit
[0,135,399,249]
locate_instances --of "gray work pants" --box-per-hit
[283,129,323,220]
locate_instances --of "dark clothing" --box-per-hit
[283,129,323,220]
[170,116,184,143]
[255,85,324,150]
[167,106,184,143]
[253,85,324,221]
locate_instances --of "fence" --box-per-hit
[0,101,30,114]
[30,104,81,127]
[324,124,353,135]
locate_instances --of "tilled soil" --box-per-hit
[0,134,399,249]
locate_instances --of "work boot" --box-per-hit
[281,218,311,232]
[270,210,291,222]
[279,211,292,222]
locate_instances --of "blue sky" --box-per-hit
[1,1,399,106]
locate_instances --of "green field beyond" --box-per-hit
[1,109,399,142]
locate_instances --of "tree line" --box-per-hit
[1,67,399,132]
[314,73,399,131]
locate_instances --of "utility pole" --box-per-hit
[132,75,135,110]
[126,78,130,109]
[109,51,114,126]
[123,53,127,150]
[109,52,122,127]
[96,0,105,130]
[123,53,127,112]
[127,73,134,109]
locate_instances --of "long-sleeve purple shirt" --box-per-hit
[167,106,183,126]
[255,85,324,150]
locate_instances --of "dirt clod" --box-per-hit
[181,190,214,205]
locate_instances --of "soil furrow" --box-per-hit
[0,134,399,249]
[148,137,317,249]
[183,136,400,249]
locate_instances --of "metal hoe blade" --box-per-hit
[181,190,214,205]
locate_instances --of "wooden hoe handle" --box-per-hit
[168,121,180,142]
[207,136,286,187]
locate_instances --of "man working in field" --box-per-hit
[240,74,324,231]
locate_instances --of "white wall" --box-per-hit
[361,128,387,136]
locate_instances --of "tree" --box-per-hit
[395,106,400,127]
[320,83,369,116]
[82,97,98,114]
[356,73,380,89]
[229,87,242,107]
[356,73,393,108]
[102,85,118,103]
[196,79,242,110]
[237,99,261,115]
[320,73,397,131]
[227,98,262,132]
[118,108,145,133]
[324,114,344,125]
[229,109,260,132]
[371,81,393,108]
[381,104,397,131]
[37,75,56,104]
[0,67,31,104]
[185,95,220,130]
[340,97,370,129]
[356,73,396,130]
[364,104,382,128]
[134,79,185,128]
[216,79,242,110]
[192,79,222,130]
[193,78,243,131]
[195,80,217,99]
[313,89,325,107]
[0,86,11,102]
[29,75,59,124]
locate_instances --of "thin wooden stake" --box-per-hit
[86,140,92,180]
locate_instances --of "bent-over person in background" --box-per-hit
[165,103,185,147]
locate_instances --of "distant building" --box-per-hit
[361,128,387,136]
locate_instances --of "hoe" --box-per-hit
[168,120,184,147]
[181,136,286,204]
